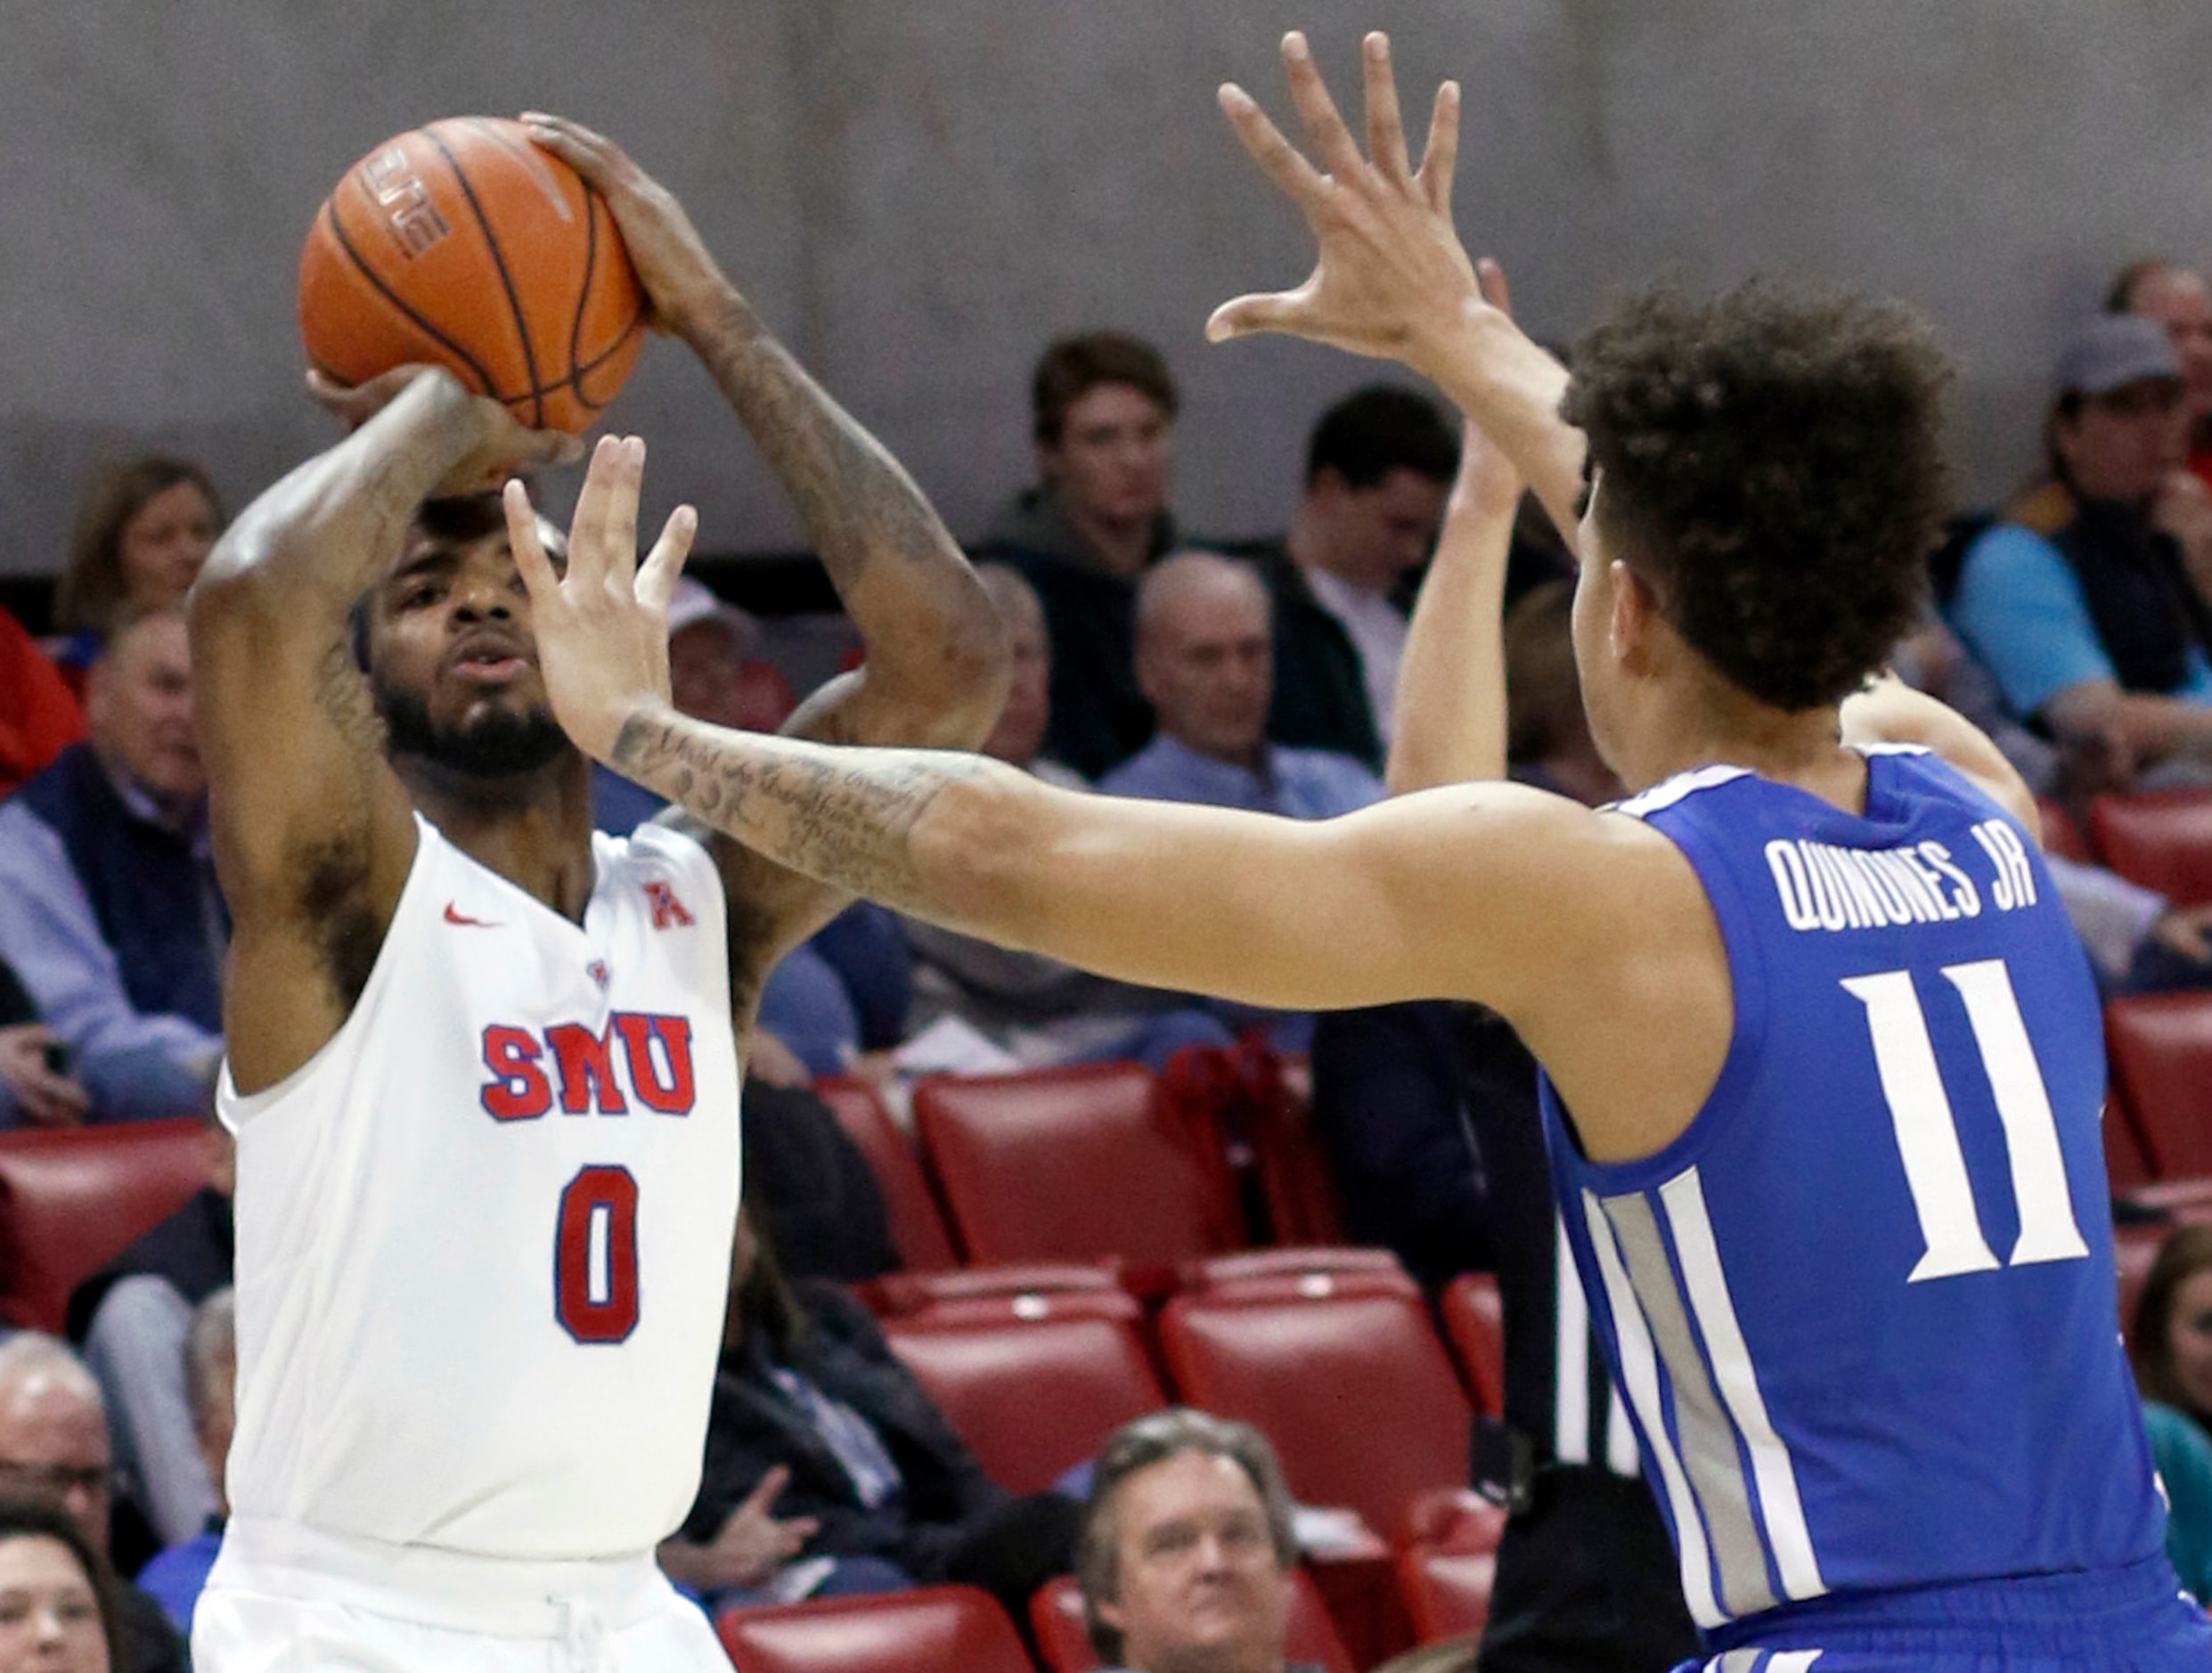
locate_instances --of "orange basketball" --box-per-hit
[298,117,646,433]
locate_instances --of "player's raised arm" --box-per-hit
[1386,266,1527,796]
[189,369,578,1085]
[501,446,1696,1132]
[1209,32,1586,545]
[521,116,1010,1007]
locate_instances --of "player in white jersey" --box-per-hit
[184,118,1008,1671]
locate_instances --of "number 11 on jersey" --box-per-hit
[1842,958,2091,1284]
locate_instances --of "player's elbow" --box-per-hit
[876,599,1014,752]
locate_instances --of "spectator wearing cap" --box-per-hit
[2111,258,2212,494]
[1949,314,2212,783]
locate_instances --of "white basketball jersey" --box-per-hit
[216,813,744,1560]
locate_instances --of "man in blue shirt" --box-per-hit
[1102,551,1384,819]
[0,606,223,1122]
[1950,315,2212,782]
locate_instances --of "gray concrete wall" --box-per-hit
[2,2,2207,575]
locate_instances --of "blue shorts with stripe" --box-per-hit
[1671,1555,2212,1672]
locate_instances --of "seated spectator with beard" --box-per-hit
[0,606,223,1122]
[2112,259,2212,494]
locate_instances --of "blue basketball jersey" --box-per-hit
[1540,748,2167,1635]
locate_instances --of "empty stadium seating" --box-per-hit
[867,1261,1130,1320]
[716,1586,1033,1673]
[2105,992,2212,1180]
[913,1062,1243,1270]
[812,1074,959,1270]
[1158,1286,1473,1543]
[0,1119,213,1332]
[1179,1246,1411,1300]
[885,1310,1167,1493]
[2036,798,2093,865]
[1395,1487,1507,1641]
[2089,789,2212,905]
[1028,1569,1357,1673]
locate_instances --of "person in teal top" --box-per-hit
[2130,1225,2212,1598]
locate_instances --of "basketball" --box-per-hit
[298,117,646,433]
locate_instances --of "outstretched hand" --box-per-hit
[1209,31,1485,376]
[505,436,698,763]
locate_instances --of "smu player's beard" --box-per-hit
[372,679,570,779]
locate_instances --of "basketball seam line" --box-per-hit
[322,200,504,404]
[419,126,546,430]
[571,186,601,409]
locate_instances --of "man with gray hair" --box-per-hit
[1077,1408,1319,1673]
[135,1287,235,1638]
[1101,553,1384,819]
[0,1332,185,1670]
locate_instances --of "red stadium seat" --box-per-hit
[2089,790,2212,905]
[1159,1288,1473,1542]
[2036,798,2093,865]
[812,1075,959,1270]
[0,1120,214,1333]
[885,1312,1167,1493]
[1179,1246,1410,1299]
[1029,1569,1356,1673]
[1438,1272,1506,1416]
[717,1586,1033,1673]
[1395,1488,1507,1643]
[868,1261,1130,1319]
[2105,994,2212,1180]
[913,1063,1243,1270]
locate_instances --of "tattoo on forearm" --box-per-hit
[690,298,960,595]
[614,714,992,910]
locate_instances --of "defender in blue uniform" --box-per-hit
[502,33,2212,1672]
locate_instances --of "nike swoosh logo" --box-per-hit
[443,902,500,928]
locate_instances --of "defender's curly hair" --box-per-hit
[1560,282,1953,712]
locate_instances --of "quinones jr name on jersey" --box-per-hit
[477,1014,698,1120]
[1764,819,2038,934]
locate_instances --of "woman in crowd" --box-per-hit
[0,1498,122,1673]
[50,459,223,680]
[2129,1224,2212,1598]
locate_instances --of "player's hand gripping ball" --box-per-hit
[298,117,646,434]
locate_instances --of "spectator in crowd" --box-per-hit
[1253,385,1458,770]
[668,1206,1080,1620]
[2128,1225,2212,1601]
[0,606,84,798]
[982,331,1181,777]
[1076,1408,1316,1673]
[0,607,222,1123]
[127,1290,232,1640]
[1949,315,2212,783]
[0,1337,183,1672]
[592,575,788,835]
[1101,552,1384,1049]
[67,1119,233,1550]
[52,459,224,686]
[1102,553,1383,818]
[0,958,91,1131]
[1890,617,2212,994]
[901,566,1237,1069]
[2112,258,2212,491]
[0,1497,125,1673]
